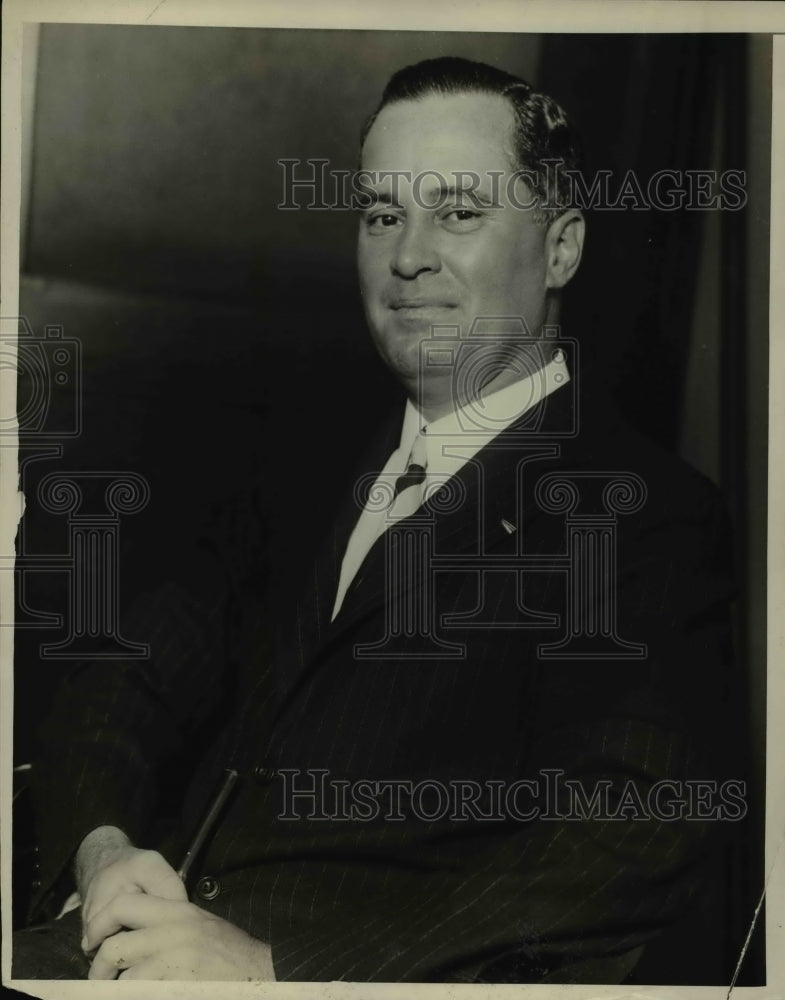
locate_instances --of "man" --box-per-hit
[16,57,735,983]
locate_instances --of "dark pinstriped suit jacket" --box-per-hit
[30,367,736,982]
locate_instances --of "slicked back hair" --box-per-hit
[360,56,581,222]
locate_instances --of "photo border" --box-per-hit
[1,3,782,998]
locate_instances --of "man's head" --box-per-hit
[360,56,581,222]
[356,56,585,419]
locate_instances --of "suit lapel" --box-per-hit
[280,407,402,685]
[275,366,616,711]
[312,377,581,652]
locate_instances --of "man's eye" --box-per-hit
[365,212,402,230]
[441,208,483,230]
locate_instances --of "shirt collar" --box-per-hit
[399,357,570,483]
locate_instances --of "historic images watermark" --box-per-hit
[0,317,82,440]
[277,768,748,823]
[342,320,650,661]
[278,160,748,212]
[2,315,150,658]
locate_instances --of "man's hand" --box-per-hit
[83,893,276,981]
[75,826,187,950]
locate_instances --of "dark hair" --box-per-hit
[360,56,581,220]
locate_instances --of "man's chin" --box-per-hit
[372,311,470,385]
[374,334,427,386]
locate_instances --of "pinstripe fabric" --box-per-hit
[27,370,736,983]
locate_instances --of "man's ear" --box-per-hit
[544,210,585,289]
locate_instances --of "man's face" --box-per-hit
[358,92,551,389]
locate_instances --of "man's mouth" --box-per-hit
[389,300,457,310]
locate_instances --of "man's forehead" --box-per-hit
[360,91,518,177]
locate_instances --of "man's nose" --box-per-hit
[390,219,441,278]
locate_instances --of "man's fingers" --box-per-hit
[84,892,194,954]
[82,882,142,930]
[129,851,188,902]
[117,960,163,981]
[88,926,181,981]
[88,929,141,981]
[80,849,186,947]
[88,908,275,981]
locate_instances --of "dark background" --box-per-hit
[12,25,769,985]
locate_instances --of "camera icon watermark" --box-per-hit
[0,316,81,439]
[417,317,578,440]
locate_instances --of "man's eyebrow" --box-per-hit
[366,191,400,206]
[359,190,404,210]
[355,182,500,210]
[432,183,499,207]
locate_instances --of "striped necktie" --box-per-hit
[387,432,427,524]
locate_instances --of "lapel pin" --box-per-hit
[501,518,517,535]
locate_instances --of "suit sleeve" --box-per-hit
[22,476,267,924]
[267,479,738,983]
[27,573,230,921]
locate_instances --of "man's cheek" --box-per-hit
[358,266,386,303]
